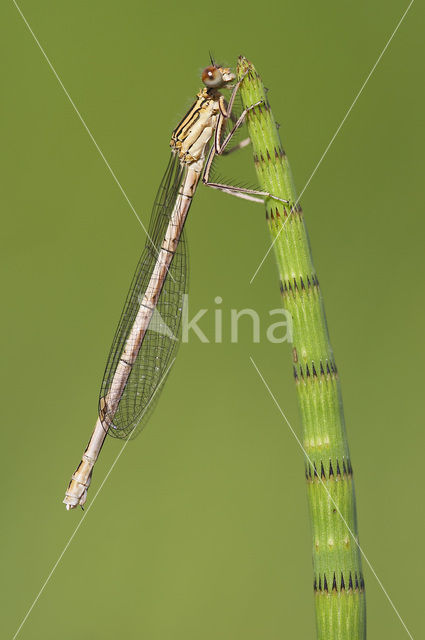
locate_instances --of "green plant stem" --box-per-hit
[237,56,366,639]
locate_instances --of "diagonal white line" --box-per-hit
[250,356,414,640]
[12,449,127,640]
[11,358,176,640]
[250,0,415,284]
[11,0,161,256]
[249,211,292,284]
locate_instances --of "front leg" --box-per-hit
[203,78,289,205]
[203,118,290,204]
[215,97,264,155]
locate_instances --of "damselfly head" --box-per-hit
[202,64,235,89]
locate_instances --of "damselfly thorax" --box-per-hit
[171,87,222,165]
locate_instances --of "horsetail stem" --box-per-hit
[237,56,366,639]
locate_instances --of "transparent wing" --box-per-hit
[99,153,187,440]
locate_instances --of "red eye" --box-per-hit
[202,65,223,88]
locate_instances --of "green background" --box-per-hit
[2,1,423,638]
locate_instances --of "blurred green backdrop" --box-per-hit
[2,1,423,638]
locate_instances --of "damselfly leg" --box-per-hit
[203,77,290,206]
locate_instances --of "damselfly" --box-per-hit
[63,60,288,510]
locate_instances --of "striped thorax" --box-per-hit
[171,66,235,166]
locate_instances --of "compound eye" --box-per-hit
[202,65,223,88]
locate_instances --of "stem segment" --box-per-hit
[237,56,366,639]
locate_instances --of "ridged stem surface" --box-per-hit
[237,56,366,639]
